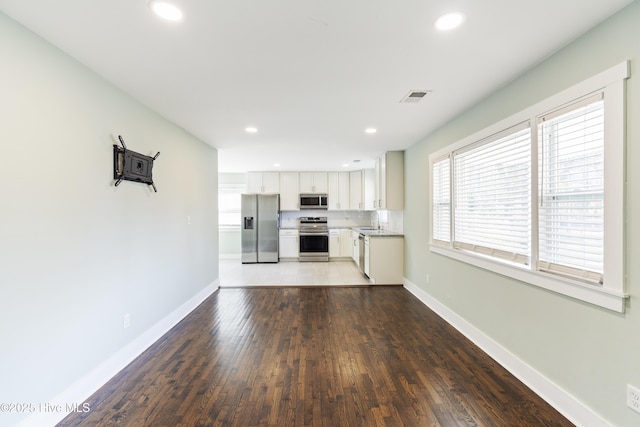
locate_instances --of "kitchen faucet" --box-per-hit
[373,211,380,230]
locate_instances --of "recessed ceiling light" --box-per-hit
[434,12,465,31]
[365,128,377,134]
[273,163,281,167]
[150,1,183,22]
[245,127,258,133]
[342,163,349,167]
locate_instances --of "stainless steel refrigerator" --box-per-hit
[241,194,280,263]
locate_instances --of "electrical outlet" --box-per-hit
[187,215,191,225]
[426,274,430,284]
[628,384,640,414]
[123,313,130,329]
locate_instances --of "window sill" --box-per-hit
[430,244,628,313]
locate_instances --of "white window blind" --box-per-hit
[538,94,604,284]
[432,157,451,243]
[218,183,246,227]
[453,125,531,265]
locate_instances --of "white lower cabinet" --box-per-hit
[279,229,299,259]
[329,230,340,258]
[351,230,360,264]
[366,236,404,284]
[340,229,352,256]
[329,229,352,259]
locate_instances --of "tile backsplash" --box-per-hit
[280,209,403,233]
[280,210,373,229]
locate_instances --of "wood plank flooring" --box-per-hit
[58,287,574,426]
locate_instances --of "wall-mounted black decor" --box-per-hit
[113,135,160,192]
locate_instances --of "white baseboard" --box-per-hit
[403,278,610,427]
[17,280,219,427]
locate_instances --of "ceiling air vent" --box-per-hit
[400,90,431,103]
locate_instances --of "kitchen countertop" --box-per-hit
[351,227,404,237]
[279,226,403,237]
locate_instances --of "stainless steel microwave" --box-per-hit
[300,194,328,210]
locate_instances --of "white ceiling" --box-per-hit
[0,0,632,172]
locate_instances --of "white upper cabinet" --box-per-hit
[349,169,374,210]
[247,172,280,194]
[299,172,328,194]
[246,172,262,193]
[243,164,401,211]
[279,172,299,210]
[375,155,385,209]
[363,168,376,210]
[327,172,350,210]
[349,170,363,210]
[374,151,404,210]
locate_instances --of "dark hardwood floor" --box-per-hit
[58,287,573,426]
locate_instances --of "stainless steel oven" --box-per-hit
[298,217,329,262]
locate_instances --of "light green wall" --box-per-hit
[0,12,218,426]
[405,2,640,426]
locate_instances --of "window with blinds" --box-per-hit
[219,183,246,228]
[537,94,604,284]
[452,125,531,264]
[429,99,607,280]
[432,157,451,244]
[427,61,627,311]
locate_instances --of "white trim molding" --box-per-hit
[17,280,219,427]
[403,278,611,427]
[430,244,627,313]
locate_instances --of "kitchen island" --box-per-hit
[352,227,404,285]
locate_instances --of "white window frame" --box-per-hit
[428,61,629,312]
[432,155,451,245]
[218,183,246,230]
